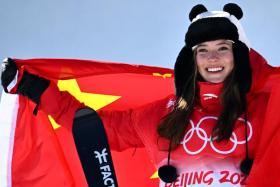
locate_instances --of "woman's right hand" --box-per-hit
[1,57,50,106]
[1,58,18,93]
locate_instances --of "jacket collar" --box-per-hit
[197,81,223,113]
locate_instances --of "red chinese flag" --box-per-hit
[1,49,280,187]
[0,58,174,187]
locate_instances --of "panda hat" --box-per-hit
[174,3,252,98]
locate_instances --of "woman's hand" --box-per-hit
[1,58,18,93]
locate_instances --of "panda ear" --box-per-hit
[223,3,243,20]
[189,4,208,21]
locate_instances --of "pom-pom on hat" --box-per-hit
[174,3,252,98]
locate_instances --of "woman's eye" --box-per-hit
[197,48,208,53]
[218,46,230,51]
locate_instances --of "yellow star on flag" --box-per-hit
[150,170,159,179]
[49,79,121,129]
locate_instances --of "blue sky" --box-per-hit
[0,1,280,95]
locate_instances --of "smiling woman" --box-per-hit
[195,39,234,83]
[1,2,280,187]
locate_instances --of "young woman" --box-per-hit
[1,3,279,187]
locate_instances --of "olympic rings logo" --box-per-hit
[180,116,252,155]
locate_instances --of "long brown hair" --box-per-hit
[157,52,247,147]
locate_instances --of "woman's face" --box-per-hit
[195,39,234,83]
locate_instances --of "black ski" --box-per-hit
[72,108,118,187]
